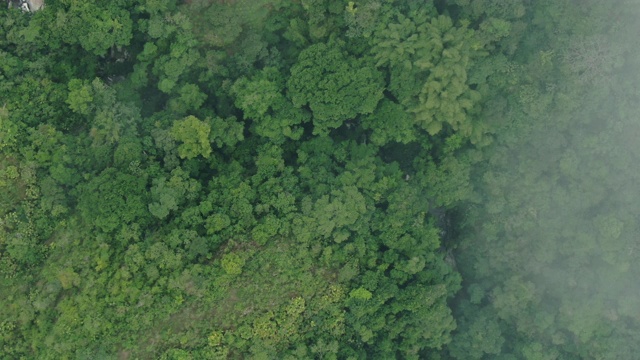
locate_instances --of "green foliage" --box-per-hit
[373,9,490,144]
[1,0,635,359]
[0,108,19,153]
[170,115,212,159]
[446,1,640,358]
[209,116,245,148]
[232,67,308,142]
[415,151,476,208]
[67,78,141,146]
[59,3,134,56]
[148,167,201,219]
[75,168,150,234]
[66,79,93,115]
[361,99,416,146]
[448,304,505,359]
[349,287,372,300]
[288,42,384,134]
[221,253,245,275]
[168,83,207,115]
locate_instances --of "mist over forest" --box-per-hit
[1,0,640,359]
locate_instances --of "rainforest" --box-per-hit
[1,0,640,359]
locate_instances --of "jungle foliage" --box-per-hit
[1,0,639,359]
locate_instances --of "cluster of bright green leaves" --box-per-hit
[372,6,489,144]
[170,115,212,160]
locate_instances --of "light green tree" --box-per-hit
[170,115,212,159]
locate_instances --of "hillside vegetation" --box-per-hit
[1,0,639,359]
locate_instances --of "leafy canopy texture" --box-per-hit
[1,0,638,359]
[288,42,384,134]
[170,115,212,159]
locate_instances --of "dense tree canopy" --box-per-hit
[1,0,639,358]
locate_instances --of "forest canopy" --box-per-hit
[1,0,640,359]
